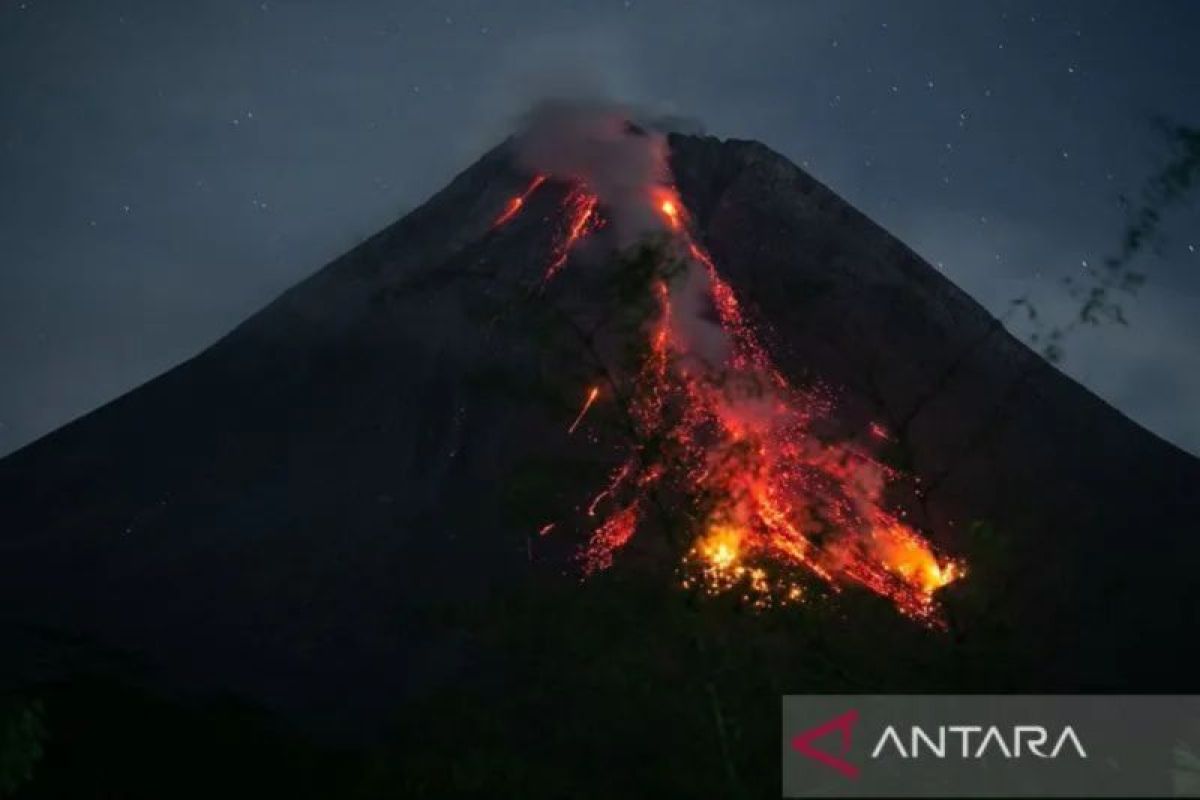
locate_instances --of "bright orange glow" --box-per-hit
[492,174,546,228]
[582,502,639,574]
[660,199,679,228]
[871,521,963,594]
[652,186,684,230]
[545,187,600,280]
[699,524,742,570]
[541,173,963,625]
[567,386,601,435]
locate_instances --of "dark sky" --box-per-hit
[1,0,1197,457]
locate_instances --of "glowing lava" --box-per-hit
[492,174,546,228]
[500,165,962,623]
[635,191,962,622]
[545,186,600,281]
[568,386,601,435]
[654,187,683,231]
[699,524,742,570]
[583,501,640,575]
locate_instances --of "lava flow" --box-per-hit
[499,169,963,624]
[567,386,601,435]
[545,185,600,281]
[492,174,546,228]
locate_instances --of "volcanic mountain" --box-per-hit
[2,120,1198,795]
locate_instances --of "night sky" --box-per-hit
[1,0,1197,458]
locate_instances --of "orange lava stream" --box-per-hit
[545,187,600,281]
[600,191,961,622]
[502,173,962,623]
[492,174,546,228]
[568,386,601,435]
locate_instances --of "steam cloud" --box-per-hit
[513,98,685,243]
[512,97,734,367]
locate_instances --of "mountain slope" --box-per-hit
[1,129,1197,761]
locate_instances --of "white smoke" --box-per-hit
[667,258,734,369]
[511,97,736,370]
[512,98,673,244]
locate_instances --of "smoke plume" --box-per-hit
[512,98,674,244]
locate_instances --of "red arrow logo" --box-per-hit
[791,709,861,779]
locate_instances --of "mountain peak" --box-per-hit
[2,125,1198,741]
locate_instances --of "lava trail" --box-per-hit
[545,186,600,281]
[494,162,961,623]
[492,174,546,228]
[568,386,601,435]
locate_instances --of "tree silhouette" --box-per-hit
[1015,120,1199,363]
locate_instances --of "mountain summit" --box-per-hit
[2,115,1198,785]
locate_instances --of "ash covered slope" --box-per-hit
[1,131,1198,738]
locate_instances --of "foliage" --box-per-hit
[358,569,958,799]
[1016,120,1199,363]
[0,697,45,799]
[7,679,357,800]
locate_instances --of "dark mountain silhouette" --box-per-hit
[2,131,1198,795]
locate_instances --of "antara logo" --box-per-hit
[870,725,1088,760]
[792,712,1088,780]
[791,709,861,779]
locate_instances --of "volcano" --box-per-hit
[2,119,1198,796]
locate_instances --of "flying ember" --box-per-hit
[499,166,963,624]
[568,386,601,435]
